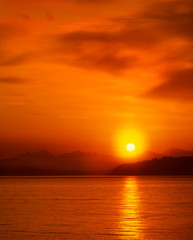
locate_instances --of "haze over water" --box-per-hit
[1,176,193,240]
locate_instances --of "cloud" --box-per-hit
[54,30,140,73]
[0,77,26,84]
[0,54,29,66]
[0,22,29,66]
[142,0,193,40]
[50,23,160,74]
[142,68,193,100]
[46,0,193,74]
[68,0,115,3]
[72,53,137,74]
[5,0,116,6]
[2,0,193,75]
[58,27,160,49]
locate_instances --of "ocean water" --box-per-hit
[1,176,193,240]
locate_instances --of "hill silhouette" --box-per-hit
[1,149,193,176]
[0,149,162,176]
[111,156,193,175]
[0,150,119,175]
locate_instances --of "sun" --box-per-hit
[114,127,146,158]
[126,143,135,152]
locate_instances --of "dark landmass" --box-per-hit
[111,156,193,175]
[1,149,193,176]
[0,165,110,176]
[0,150,118,175]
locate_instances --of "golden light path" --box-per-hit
[119,177,143,239]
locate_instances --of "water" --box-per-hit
[1,176,193,240]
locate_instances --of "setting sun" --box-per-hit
[115,128,146,158]
[126,143,135,152]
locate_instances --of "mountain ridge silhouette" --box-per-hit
[111,156,193,175]
[1,149,193,175]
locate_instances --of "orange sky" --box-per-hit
[0,0,193,157]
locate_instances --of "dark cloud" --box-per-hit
[142,0,193,40]
[0,22,29,66]
[0,77,26,84]
[4,0,189,74]
[58,28,160,49]
[6,0,117,5]
[49,0,193,74]
[71,53,137,74]
[142,69,193,100]
[70,0,115,3]
[0,54,29,66]
[52,26,160,74]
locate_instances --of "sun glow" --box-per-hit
[115,128,146,158]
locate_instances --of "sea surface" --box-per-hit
[1,176,193,240]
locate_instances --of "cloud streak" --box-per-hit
[142,0,193,40]
[142,68,193,100]
[5,0,117,6]
[45,0,193,74]
[1,0,193,75]
[0,77,26,84]
[50,23,161,74]
[0,54,29,66]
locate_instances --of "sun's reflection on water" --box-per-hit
[119,177,142,240]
